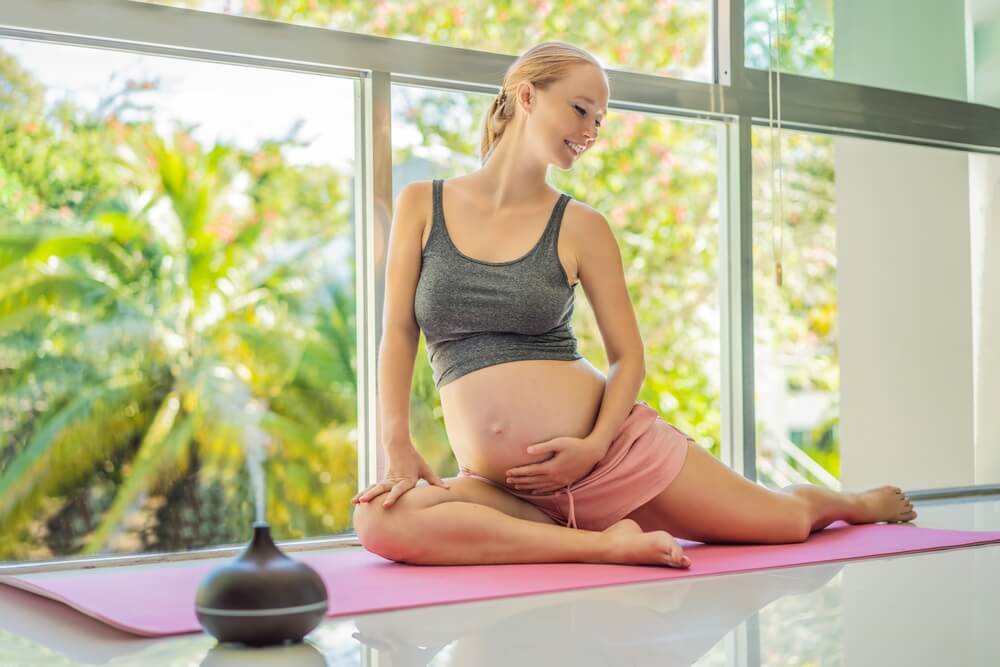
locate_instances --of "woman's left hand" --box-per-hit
[505,436,605,493]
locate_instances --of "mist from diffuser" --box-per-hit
[194,371,328,646]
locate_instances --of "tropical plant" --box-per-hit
[0,51,358,558]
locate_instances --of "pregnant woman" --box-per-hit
[352,41,916,569]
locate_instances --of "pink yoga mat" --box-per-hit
[3,521,1000,638]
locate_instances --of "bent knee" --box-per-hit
[353,500,421,562]
[352,485,454,561]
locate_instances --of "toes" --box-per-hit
[663,545,690,568]
[667,554,691,568]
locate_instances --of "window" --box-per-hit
[0,38,358,561]
[745,0,1000,108]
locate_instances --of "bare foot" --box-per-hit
[601,518,691,568]
[850,486,918,524]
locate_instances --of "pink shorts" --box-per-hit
[458,400,693,531]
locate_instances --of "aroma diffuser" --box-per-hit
[195,522,328,646]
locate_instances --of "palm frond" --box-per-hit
[0,379,145,521]
[0,355,98,445]
[0,267,139,321]
[82,392,193,554]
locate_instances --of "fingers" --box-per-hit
[509,481,553,491]
[381,480,414,508]
[506,474,548,485]
[506,464,542,477]
[352,483,388,505]
[510,480,561,491]
[352,473,451,509]
[429,475,452,490]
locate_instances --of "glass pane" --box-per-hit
[751,128,840,490]
[0,38,358,562]
[133,0,714,83]
[745,0,1000,108]
[391,84,723,481]
[753,126,999,491]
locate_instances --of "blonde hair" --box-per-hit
[479,41,605,166]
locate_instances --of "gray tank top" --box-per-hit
[414,179,583,388]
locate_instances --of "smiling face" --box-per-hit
[517,63,610,169]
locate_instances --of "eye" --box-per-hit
[575,104,602,128]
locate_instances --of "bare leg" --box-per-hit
[353,478,691,568]
[627,440,917,545]
[781,483,917,532]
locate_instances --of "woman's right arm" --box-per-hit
[352,181,450,508]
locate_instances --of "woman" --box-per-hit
[352,41,916,569]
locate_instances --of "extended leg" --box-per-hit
[780,483,916,532]
[626,440,917,545]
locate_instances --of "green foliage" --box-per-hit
[745,0,835,76]
[752,127,840,479]
[0,47,357,559]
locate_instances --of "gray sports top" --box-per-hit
[414,179,583,388]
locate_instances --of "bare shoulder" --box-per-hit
[562,197,614,247]
[394,179,434,245]
[396,179,433,225]
[383,180,436,336]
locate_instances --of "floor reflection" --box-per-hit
[200,641,327,666]
[349,563,844,666]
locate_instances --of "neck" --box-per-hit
[473,129,552,213]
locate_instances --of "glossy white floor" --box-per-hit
[1,496,999,666]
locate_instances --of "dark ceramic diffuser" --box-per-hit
[195,522,328,646]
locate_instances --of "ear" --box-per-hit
[516,81,536,112]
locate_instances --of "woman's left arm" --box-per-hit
[584,356,644,457]
[506,208,646,492]
[575,207,647,456]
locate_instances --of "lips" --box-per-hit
[564,140,584,156]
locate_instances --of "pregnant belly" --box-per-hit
[439,358,608,486]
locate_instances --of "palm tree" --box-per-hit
[0,81,358,558]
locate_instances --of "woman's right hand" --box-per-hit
[351,443,451,509]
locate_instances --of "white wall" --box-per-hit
[969,154,1000,485]
[834,137,976,490]
[970,0,1000,487]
